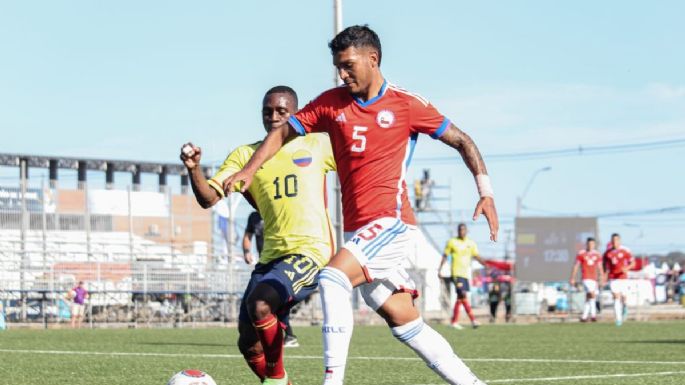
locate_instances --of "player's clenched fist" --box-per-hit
[180,142,201,169]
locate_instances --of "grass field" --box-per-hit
[0,322,683,385]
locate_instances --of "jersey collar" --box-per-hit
[352,79,388,107]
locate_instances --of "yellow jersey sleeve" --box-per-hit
[319,134,337,172]
[443,238,454,256]
[207,144,258,197]
[470,239,480,257]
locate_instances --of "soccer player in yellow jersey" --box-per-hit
[180,86,336,385]
[439,223,486,330]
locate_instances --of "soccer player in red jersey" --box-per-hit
[570,237,604,322]
[603,233,635,326]
[224,25,498,385]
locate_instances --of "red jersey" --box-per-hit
[289,81,449,231]
[603,246,634,280]
[576,249,601,280]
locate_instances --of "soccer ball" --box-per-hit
[167,369,217,385]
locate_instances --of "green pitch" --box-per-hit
[0,322,683,385]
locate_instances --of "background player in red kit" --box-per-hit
[224,25,498,385]
[570,237,604,322]
[603,233,635,326]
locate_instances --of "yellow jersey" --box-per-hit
[443,237,479,279]
[208,133,336,267]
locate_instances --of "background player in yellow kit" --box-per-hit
[180,86,336,385]
[439,223,487,329]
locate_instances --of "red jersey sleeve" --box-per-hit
[409,96,450,139]
[288,91,335,135]
[626,249,635,265]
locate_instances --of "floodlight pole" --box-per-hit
[333,0,344,249]
[516,166,552,217]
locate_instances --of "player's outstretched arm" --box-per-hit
[242,232,254,265]
[474,255,489,270]
[570,262,580,286]
[180,142,221,209]
[222,123,293,195]
[438,123,499,241]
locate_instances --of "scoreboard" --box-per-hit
[515,217,598,281]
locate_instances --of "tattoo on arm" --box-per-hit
[438,123,488,176]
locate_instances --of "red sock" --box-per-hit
[463,299,475,322]
[245,353,266,381]
[451,299,462,323]
[253,314,285,379]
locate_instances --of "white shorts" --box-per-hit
[609,279,629,295]
[582,279,598,294]
[343,217,419,310]
[71,303,85,317]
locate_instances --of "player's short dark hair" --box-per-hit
[586,237,595,243]
[329,25,382,66]
[611,233,620,238]
[264,85,298,107]
[457,223,467,230]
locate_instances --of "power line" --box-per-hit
[414,137,685,164]
[521,205,685,218]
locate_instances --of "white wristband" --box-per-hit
[476,174,494,198]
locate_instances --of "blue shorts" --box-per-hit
[453,277,470,296]
[238,254,320,324]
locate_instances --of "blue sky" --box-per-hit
[1,1,683,256]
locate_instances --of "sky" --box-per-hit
[1,0,684,256]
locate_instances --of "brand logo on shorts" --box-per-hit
[376,109,395,128]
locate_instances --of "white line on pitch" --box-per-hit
[0,349,684,367]
[486,370,685,383]
[412,370,685,385]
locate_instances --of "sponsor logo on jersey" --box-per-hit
[335,112,347,122]
[292,149,312,167]
[376,109,395,128]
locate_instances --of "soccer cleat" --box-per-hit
[471,321,481,329]
[450,323,464,330]
[284,335,300,348]
[591,317,597,322]
[615,319,623,327]
[262,372,290,385]
[580,318,588,323]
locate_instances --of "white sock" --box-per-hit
[392,318,485,385]
[319,267,354,385]
[589,299,597,318]
[614,299,623,322]
[582,301,591,320]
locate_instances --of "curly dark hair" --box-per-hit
[329,25,382,66]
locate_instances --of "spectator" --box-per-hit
[70,281,88,329]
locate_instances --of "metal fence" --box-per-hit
[0,261,256,326]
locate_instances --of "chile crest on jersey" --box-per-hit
[376,109,395,128]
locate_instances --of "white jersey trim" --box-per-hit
[395,136,413,218]
[388,83,430,107]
